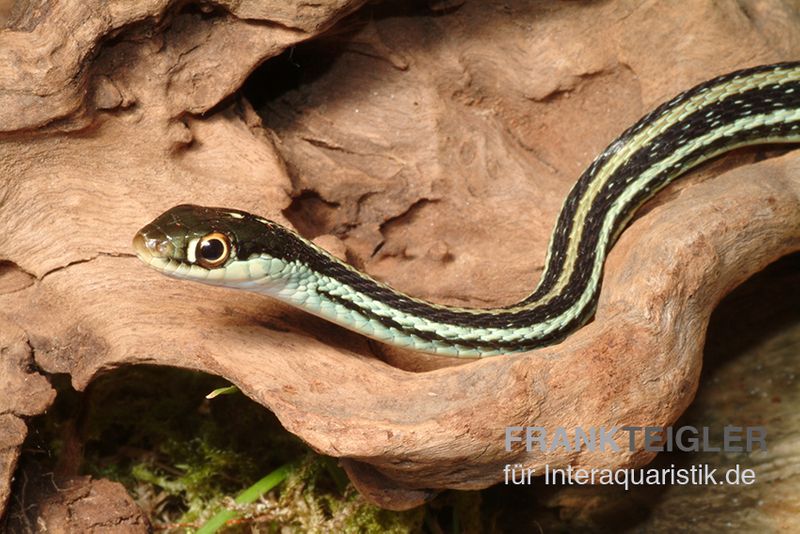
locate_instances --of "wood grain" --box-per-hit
[1,0,799,513]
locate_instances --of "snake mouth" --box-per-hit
[132,233,150,260]
[132,231,176,264]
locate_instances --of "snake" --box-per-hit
[133,61,800,358]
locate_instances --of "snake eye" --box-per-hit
[195,232,230,268]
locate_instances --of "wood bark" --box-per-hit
[1,0,799,513]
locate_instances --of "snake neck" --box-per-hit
[136,62,800,357]
[255,62,800,356]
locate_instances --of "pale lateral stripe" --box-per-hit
[525,107,800,348]
[235,108,800,356]
[135,64,800,357]
[532,66,800,310]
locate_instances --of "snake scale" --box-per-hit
[134,61,800,357]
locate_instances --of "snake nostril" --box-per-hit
[155,240,171,256]
[132,232,173,259]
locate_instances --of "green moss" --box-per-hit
[126,436,259,524]
[69,367,423,532]
[265,457,424,534]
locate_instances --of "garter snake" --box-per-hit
[133,62,800,357]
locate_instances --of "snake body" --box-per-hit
[134,62,800,357]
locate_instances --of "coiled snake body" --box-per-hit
[134,62,800,357]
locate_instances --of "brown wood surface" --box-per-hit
[1,0,799,514]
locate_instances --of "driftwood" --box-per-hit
[1,0,799,515]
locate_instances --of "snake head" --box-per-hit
[133,204,296,286]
